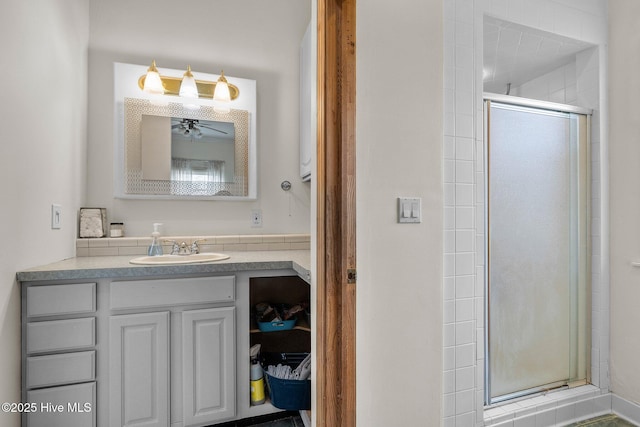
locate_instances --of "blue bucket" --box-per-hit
[264,372,311,410]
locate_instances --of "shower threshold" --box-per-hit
[483,385,604,425]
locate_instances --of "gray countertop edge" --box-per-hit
[16,251,311,284]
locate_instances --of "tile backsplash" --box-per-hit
[76,234,310,257]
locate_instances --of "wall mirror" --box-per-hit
[114,63,257,200]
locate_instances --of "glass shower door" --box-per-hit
[485,100,590,404]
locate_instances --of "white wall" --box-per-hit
[608,0,640,407]
[88,0,311,236]
[0,1,90,426]
[356,1,443,425]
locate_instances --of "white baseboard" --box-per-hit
[612,394,640,425]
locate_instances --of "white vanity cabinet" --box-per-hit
[108,307,236,427]
[22,282,97,427]
[20,261,310,427]
[108,276,236,427]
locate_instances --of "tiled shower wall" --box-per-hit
[443,0,608,426]
[512,61,579,104]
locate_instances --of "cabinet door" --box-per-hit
[182,307,236,426]
[109,312,169,427]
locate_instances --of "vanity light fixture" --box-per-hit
[138,61,240,110]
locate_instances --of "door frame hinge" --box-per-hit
[347,268,357,284]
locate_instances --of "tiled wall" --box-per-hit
[443,0,482,424]
[76,234,311,257]
[512,61,578,104]
[443,0,608,426]
[512,48,600,112]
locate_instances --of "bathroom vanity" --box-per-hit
[17,250,311,427]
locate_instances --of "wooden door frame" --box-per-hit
[316,0,356,426]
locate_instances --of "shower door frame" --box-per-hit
[483,93,592,405]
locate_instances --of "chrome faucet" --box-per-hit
[190,240,203,254]
[165,241,181,255]
[166,239,204,255]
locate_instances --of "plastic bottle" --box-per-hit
[250,359,265,405]
[147,223,164,256]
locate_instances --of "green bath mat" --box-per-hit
[565,414,638,427]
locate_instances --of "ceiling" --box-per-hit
[483,16,593,94]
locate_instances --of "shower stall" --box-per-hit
[484,94,591,405]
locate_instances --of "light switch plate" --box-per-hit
[51,204,62,229]
[397,197,421,223]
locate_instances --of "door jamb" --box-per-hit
[316,0,357,425]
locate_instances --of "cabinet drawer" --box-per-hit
[26,351,95,389]
[27,283,96,317]
[110,276,235,310]
[26,318,95,354]
[26,382,95,427]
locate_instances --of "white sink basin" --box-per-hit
[129,253,230,265]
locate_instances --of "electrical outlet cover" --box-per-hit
[251,209,262,227]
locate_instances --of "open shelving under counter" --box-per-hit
[250,276,311,353]
[248,275,311,425]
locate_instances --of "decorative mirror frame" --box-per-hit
[113,62,257,200]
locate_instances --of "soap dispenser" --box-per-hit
[147,223,164,256]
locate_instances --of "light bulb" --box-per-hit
[179,65,199,98]
[143,60,164,95]
[213,71,232,103]
[179,65,200,110]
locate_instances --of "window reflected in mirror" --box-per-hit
[170,118,235,195]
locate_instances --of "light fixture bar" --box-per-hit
[137,74,240,100]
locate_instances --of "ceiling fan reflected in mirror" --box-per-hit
[171,118,229,139]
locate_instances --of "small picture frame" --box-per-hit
[79,208,107,238]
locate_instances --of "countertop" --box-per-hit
[16,250,311,283]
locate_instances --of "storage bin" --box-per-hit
[262,352,311,410]
[257,318,297,332]
[264,373,311,410]
[255,303,300,332]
